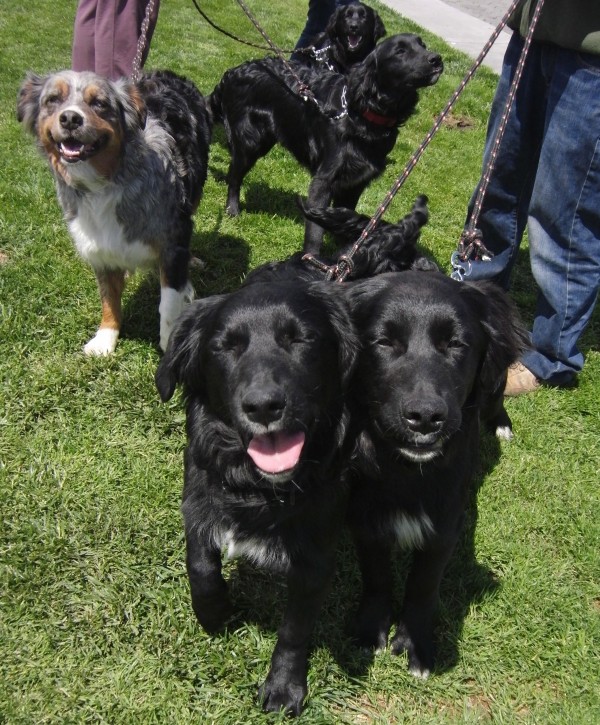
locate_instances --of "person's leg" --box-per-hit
[72,0,98,73]
[94,0,160,79]
[522,46,600,384]
[462,33,546,289]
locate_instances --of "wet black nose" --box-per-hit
[402,399,447,435]
[242,385,286,426]
[429,52,443,69]
[59,109,84,131]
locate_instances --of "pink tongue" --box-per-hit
[247,431,306,474]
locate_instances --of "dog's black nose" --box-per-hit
[428,53,443,69]
[242,385,286,426]
[59,109,84,131]
[402,399,446,435]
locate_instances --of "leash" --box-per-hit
[451,0,546,280]
[131,0,157,83]
[303,0,525,283]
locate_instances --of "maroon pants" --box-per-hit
[72,0,160,80]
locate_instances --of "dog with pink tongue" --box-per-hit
[156,279,358,716]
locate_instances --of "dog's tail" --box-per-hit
[299,195,436,278]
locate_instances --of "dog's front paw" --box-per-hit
[257,675,307,717]
[390,621,433,679]
[83,328,119,356]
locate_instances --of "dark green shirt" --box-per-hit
[508,0,600,55]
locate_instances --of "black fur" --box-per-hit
[343,271,528,676]
[156,280,359,716]
[295,2,386,73]
[209,34,443,254]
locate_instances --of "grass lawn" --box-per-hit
[1,0,599,722]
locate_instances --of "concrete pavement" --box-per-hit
[380,0,514,74]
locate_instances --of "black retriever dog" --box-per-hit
[343,271,528,677]
[209,34,443,254]
[294,2,386,73]
[155,280,359,716]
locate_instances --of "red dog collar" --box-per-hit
[362,108,398,127]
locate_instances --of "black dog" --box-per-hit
[210,34,443,254]
[299,193,439,275]
[343,271,528,677]
[156,280,358,716]
[294,2,386,73]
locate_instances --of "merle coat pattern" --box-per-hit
[343,271,528,677]
[209,34,443,254]
[155,280,359,716]
[296,2,386,73]
[17,69,210,355]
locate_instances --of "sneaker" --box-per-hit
[504,362,540,397]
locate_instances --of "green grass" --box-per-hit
[1,1,599,722]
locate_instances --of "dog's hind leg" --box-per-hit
[225,130,276,217]
[84,269,125,356]
[159,244,193,352]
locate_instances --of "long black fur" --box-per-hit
[294,2,386,73]
[209,34,443,254]
[156,280,359,716]
[343,271,529,677]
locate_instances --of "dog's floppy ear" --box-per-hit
[155,294,226,402]
[372,11,387,42]
[325,5,345,39]
[17,72,46,133]
[115,78,147,132]
[311,283,359,386]
[462,280,530,392]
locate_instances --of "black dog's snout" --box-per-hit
[428,52,443,69]
[242,384,286,426]
[59,109,84,131]
[402,398,447,435]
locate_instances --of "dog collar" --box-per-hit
[362,108,398,127]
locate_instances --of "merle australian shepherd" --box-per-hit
[209,34,443,254]
[17,69,211,355]
[294,2,386,73]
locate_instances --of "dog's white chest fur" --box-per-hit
[219,528,290,572]
[388,511,435,549]
[68,185,156,271]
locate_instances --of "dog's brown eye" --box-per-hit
[44,94,62,107]
[90,97,109,111]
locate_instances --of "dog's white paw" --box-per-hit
[495,425,514,441]
[84,328,119,356]
[409,666,431,680]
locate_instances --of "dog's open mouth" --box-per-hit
[346,34,362,50]
[247,430,306,474]
[57,136,108,163]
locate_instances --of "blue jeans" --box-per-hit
[294,0,355,51]
[464,32,600,385]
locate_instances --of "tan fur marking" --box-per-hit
[96,269,126,330]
